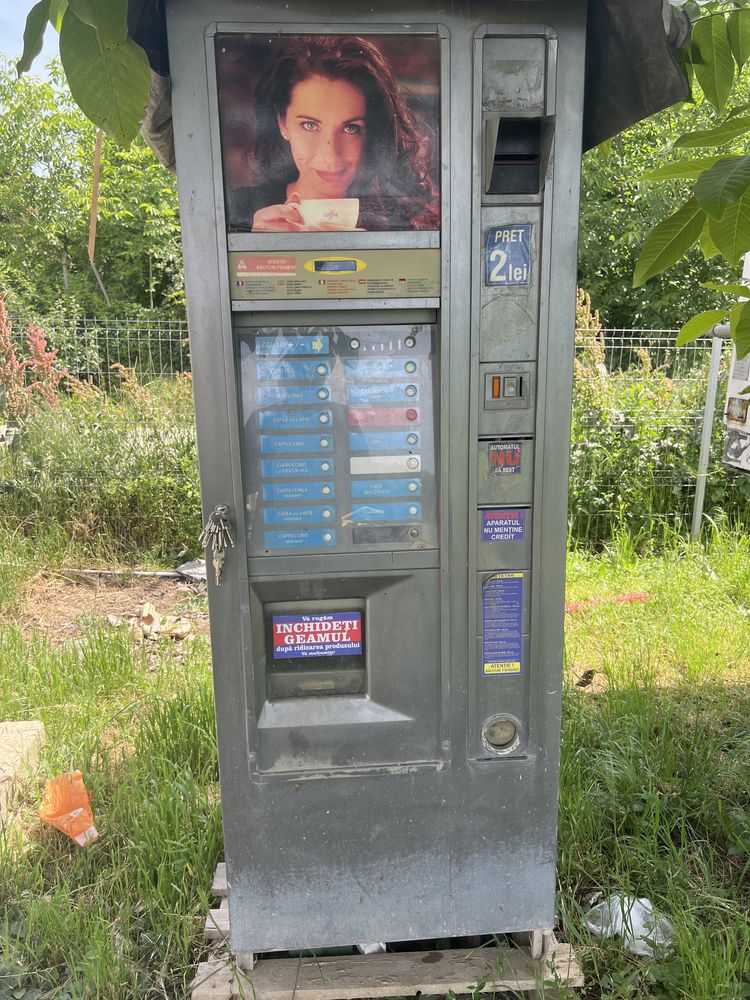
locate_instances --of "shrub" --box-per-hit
[0,369,201,563]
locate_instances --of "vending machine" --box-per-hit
[166,0,586,957]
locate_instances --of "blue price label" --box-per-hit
[349,431,420,452]
[485,224,532,286]
[351,479,421,499]
[264,528,337,549]
[263,482,335,501]
[261,458,334,477]
[256,360,329,381]
[351,502,421,522]
[259,409,332,431]
[260,434,332,454]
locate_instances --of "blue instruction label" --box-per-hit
[256,360,330,381]
[485,224,532,286]
[263,482,335,501]
[482,573,523,675]
[261,458,334,477]
[482,509,526,543]
[259,409,332,431]
[255,335,329,356]
[351,479,421,499]
[264,528,336,549]
[260,434,332,454]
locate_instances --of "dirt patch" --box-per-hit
[6,572,210,642]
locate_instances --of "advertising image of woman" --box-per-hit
[226,35,440,232]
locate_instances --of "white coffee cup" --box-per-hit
[298,198,360,230]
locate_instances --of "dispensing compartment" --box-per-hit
[485,119,542,195]
[247,569,443,775]
[263,599,366,699]
[480,33,556,200]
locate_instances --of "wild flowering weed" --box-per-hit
[0,296,67,420]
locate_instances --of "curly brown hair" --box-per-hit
[252,35,440,230]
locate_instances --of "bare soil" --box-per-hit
[5,571,210,642]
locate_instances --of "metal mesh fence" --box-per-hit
[4,317,748,551]
[11,314,192,384]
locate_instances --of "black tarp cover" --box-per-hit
[127,0,691,167]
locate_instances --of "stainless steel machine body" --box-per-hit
[166,0,586,953]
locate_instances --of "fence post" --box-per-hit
[691,325,729,542]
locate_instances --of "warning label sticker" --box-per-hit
[482,573,523,676]
[482,509,526,543]
[272,612,362,659]
[488,441,522,476]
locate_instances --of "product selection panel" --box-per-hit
[239,325,438,555]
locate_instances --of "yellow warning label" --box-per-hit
[483,661,521,675]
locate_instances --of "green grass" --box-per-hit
[561,528,750,998]
[0,540,221,999]
[1,529,750,998]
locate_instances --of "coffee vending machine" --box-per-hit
[166,0,586,956]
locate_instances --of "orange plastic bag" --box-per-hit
[39,770,99,847]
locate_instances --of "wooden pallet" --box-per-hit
[193,864,583,1000]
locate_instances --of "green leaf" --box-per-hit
[642,157,721,180]
[691,15,735,111]
[695,155,750,218]
[633,198,705,287]
[59,10,150,146]
[67,0,127,44]
[708,188,750,261]
[49,0,68,31]
[677,309,727,346]
[700,217,721,259]
[701,282,750,296]
[730,300,750,358]
[17,0,51,74]
[728,9,750,70]
[674,115,750,148]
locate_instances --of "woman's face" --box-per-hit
[278,74,367,198]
